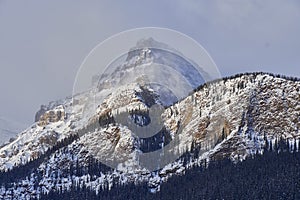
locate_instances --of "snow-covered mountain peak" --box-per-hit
[93,38,207,107]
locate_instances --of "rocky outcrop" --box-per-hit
[34,105,48,122]
[37,106,65,127]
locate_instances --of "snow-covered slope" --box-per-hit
[0,72,299,199]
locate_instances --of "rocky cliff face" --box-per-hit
[0,72,299,199]
[37,106,65,127]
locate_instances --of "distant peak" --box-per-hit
[135,37,169,49]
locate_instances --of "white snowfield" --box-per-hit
[0,73,299,199]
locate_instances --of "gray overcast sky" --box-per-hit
[0,0,300,126]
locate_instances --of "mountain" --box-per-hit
[0,118,26,146]
[0,70,299,199]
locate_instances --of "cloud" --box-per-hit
[170,0,300,76]
[0,0,299,125]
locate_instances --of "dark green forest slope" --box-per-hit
[41,148,300,200]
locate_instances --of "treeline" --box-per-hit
[193,71,300,94]
[42,148,300,200]
[1,135,299,199]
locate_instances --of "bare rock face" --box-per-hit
[34,98,69,122]
[37,106,65,127]
[79,125,139,169]
[34,105,47,122]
